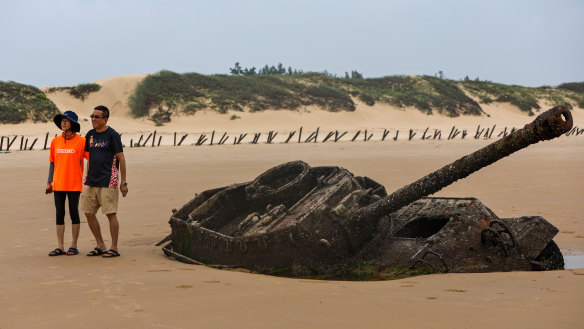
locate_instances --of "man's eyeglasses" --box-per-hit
[90,114,107,119]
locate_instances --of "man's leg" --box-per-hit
[101,187,120,256]
[81,187,107,254]
[105,213,119,252]
[85,213,107,251]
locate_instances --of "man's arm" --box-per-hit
[116,152,128,197]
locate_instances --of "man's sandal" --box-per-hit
[102,249,120,258]
[66,247,79,255]
[48,248,66,256]
[86,247,106,256]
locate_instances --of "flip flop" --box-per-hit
[102,249,120,258]
[66,247,79,255]
[49,248,66,256]
[86,247,106,256]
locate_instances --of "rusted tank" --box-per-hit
[162,106,572,277]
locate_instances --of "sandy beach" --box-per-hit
[1,75,583,328]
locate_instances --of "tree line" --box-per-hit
[229,62,363,79]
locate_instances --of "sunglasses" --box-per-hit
[90,114,107,119]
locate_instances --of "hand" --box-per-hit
[120,184,128,197]
[45,182,53,194]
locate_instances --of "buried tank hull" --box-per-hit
[165,161,564,275]
[166,162,389,274]
[164,107,572,276]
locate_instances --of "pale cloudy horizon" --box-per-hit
[1,0,583,88]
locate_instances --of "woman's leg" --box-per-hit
[53,191,66,250]
[67,191,81,249]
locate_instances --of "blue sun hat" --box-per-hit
[53,111,80,132]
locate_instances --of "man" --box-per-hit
[81,105,128,258]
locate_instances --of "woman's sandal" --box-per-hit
[86,247,106,256]
[102,249,120,258]
[48,248,66,256]
[66,247,79,255]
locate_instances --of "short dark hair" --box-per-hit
[94,105,110,118]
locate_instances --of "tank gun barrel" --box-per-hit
[356,106,573,221]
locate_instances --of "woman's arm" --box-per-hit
[46,162,54,194]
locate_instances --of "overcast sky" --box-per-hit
[1,0,582,87]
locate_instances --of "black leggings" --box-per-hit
[53,191,81,225]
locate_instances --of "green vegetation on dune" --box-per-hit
[45,83,101,101]
[128,70,203,122]
[129,70,358,124]
[128,67,582,125]
[130,70,510,124]
[558,82,584,93]
[343,75,483,116]
[0,81,60,124]
[459,79,584,115]
[2,69,582,126]
[557,82,584,108]
[460,79,541,115]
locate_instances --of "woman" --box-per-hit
[46,111,87,256]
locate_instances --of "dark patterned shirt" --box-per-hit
[84,127,123,187]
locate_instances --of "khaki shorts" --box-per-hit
[80,186,119,214]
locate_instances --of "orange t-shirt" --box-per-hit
[49,134,88,192]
